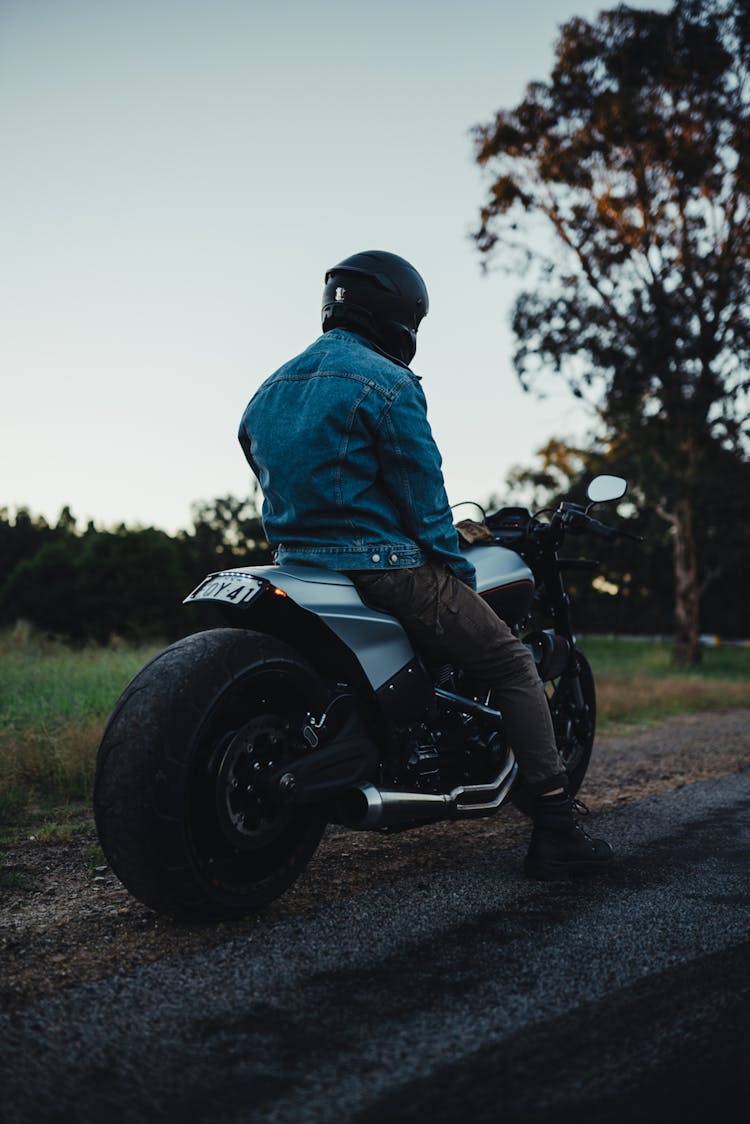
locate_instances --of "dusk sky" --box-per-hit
[1,0,669,533]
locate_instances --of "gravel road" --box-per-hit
[1,759,748,1124]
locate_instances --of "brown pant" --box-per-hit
[349,561,566,793]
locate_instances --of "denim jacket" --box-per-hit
[238,328,476,588]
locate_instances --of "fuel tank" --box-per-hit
[464,544,535,624]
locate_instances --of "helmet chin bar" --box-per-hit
[381,321,417,366]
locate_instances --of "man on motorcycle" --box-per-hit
[238,250,612,879]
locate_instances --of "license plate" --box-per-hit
[185,573,264,606]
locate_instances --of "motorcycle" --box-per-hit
[94,474,633,920]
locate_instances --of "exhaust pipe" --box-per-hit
[340,751,517,830]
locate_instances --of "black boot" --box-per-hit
[524,791,613,880]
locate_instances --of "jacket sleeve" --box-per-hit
[376,377,477,589]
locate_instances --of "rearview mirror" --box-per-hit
[586,475,627,504]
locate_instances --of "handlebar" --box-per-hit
[548,503,643,545]
[487,499,643,551]
[573,513,618,540]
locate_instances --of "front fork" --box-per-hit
[566,651,587,709]
[538,556,587,709]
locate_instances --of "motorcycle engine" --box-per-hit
[435,708,509,788]
[402,725,442,794]
[394,714,508,795]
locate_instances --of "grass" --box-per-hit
[0,626,160,817]
[0,627,747,818]
[579,636,750,730]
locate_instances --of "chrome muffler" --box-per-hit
[339,750,517,830]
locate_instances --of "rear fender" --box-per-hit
[185,564,415,692]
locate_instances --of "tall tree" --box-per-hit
[473,0,750,663]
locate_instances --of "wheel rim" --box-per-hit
[548,661,595,775]
[186,665,323,900]
[214,714,294,851]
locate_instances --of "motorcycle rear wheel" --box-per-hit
[511,649,596,815]
[94,628,328,921]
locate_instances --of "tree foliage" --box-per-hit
[474,0,750,663]
[497,439,750,640]
[0,496,271,643]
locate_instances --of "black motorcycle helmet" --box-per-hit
[321,250,429,366]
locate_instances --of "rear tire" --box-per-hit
[94,628,328,921]
[511,649,596,815]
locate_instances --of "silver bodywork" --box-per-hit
[186,544,533,691]
[469,544,533,593]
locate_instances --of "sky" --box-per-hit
[0,0,670,534]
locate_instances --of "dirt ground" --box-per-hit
[1,709,748,1012]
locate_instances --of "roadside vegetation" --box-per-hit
[579,636,750,730]
[1,627,748,822]
[0,626,160,819]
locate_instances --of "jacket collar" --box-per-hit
[321,328,420,377]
